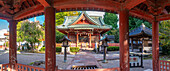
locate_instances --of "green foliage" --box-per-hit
[159,20,170,54]
[3,42,9,47]
[55,11,80,42]
[70,47,79,52]
[17,21,44,51]
[55,11,80,26]
[107,46,119,51]
[104,13,118,29]
[56,30,65,43]
[103,13,119,43]
[40,47,45,51]
[129,17,152,31]
[40,47,62,52]
[56,47,62,52]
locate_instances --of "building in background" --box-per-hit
[57,12,111,48]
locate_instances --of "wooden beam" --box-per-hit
[14,4,44,20]
[129,8,154,23]
[0,12,12,20]
[124,0,146,10]
[37,0,50,7]
[156,14,170,21]
[54,0,121,12]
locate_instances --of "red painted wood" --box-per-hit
[119,9,130,71]
[8,20,17,71]
[16,63,45,71]
[37,0,50,7]
[76,34,79,47]
[157,14,170,21]
[45,7,56,71]
[89,34,92,48]
[14,4,44,20]
[0,63,10,71]
[159,60,170,71]
[124,0,146,10]
[152,21,159,71]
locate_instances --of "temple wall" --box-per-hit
[69,35,76,43]
[91,35,99,43]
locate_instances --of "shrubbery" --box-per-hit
[107,46,119,51]
[56,47,62,52]
[70,47,79,52]
[40,47,45,51]
[40,47,79,52]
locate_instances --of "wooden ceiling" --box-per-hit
[0,0,169,22]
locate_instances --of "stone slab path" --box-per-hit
[66,50,102,69]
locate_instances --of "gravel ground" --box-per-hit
[98,59,153,71]
[0,50,153,71]
[0,51,75,69]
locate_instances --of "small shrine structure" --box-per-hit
[129,24,152,52]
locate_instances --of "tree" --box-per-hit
[56,11,80,26]
[55,11,80,42]
[159,20,170,54]
[104,13,118,29]
[129,17,152,31]
[17,20,44,51]
[103,13,119,43]
[17,21,25,49]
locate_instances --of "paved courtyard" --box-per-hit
[0,50,152,71]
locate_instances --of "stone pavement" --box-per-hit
[66,50,102,69]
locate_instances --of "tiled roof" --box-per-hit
[57,11,112,29]
[129,24,152,37]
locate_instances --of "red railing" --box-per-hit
[16,63,45,71]
[58,67,120,71]
[1,63,119,71]
[159,60,170,71]
[0,63,9,71]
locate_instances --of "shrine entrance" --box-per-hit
[57,12,111,48]
[79,35,89,49]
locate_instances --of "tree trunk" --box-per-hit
[30,42,34,51]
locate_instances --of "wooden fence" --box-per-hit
[0,63,9,71]
[160,60,170,71]
[16,63,45,71]
[0,63,119,71]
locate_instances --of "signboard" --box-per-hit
[130,56,140,63]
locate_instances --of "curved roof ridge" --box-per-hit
[129,23,152,37]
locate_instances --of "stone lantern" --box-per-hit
[100,35,114,63]
[60,36,71,62]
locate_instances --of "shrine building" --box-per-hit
[57,12,112,48]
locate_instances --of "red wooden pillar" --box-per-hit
[119,9,130,71]
[98,34,100,40]
[76,33,79,47]
[8,20,17,71]
[152,20,159,71]
[45,7,56,71]
[89,34,92,48]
